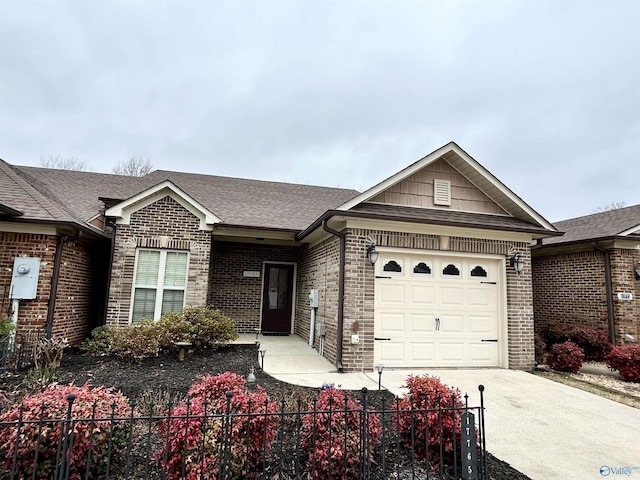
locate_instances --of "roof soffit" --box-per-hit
[336,142,556,232]
[105,180,221,231]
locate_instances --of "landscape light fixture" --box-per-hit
[509,253,525,274]
[366,244,379,266]
[259,349,266,370]
[246,366,257,390]
[375,364,384,390]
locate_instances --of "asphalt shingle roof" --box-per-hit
[0,159,76,221]
[12,166,360,231]
[541,204,640,246]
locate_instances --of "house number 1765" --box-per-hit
[460,412,478,480]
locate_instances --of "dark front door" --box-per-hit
[261,264,294,334]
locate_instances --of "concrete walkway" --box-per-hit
[239,334,640,480]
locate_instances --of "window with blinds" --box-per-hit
[131,249,188,322]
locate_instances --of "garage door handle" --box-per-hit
[481,339,498,342]
[374,337,391,341]
[435,317,440,331]
[375,276,392,279]
[480,281,496,285]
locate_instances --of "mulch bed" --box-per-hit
[0,344,530,479]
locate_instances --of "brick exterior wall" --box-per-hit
[298,227,535,372]
[106,196,211,327]
[0,232,56,336]
[532,248,640,345]
[208,241,301,332]
[0,231,103,345]
[295,237,341,366]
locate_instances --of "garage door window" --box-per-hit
[443,264,460,276]
[383,260,402,272]
[471,266,488,277]
[413,262,432,274]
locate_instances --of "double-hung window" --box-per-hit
[131,249,188,322]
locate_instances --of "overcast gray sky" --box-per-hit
[1,1,638,222]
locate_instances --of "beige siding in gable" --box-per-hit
[369,158,508,214]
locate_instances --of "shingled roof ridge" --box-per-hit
[148,169,360,193]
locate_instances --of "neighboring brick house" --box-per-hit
[1,142,559,371]
[0,160,110,345]
[532,205,640,345]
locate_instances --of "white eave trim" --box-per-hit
[618,223,640,237]
[105,180,221,231]
[336,142,557,233]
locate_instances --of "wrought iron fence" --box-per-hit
[0,386,487,480]
[0,331,41,374]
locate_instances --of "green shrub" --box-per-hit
[81,326,117,356]
[548,341,584,373]
[606,346,640,382]
[180,306,238,350]
[155,312,195,352]
[0,384,130,479]
[112,320,160,361]
[80,306,237,361]
[0,318,15,339]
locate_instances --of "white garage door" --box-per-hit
[374,253,503,368]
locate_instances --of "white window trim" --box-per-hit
[130,248,189,323]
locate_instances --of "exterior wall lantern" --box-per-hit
[634,262,640,280]
[366,244,379,265]
[509,252,525,274]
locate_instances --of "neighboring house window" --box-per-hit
[132,249,188,322]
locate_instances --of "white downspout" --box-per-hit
[9,298,19,347]
[309,307,316,347]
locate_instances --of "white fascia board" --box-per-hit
[0,221,57,235]
[105,180,221,231]
[618,223,640,237]
[336,142,557,233]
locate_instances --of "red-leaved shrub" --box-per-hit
[156,372,279,479]
[301,388,381,479]
[567,327,613,361]
[0,384,130,479]
[393,375,465,469]
[606,346,640,382]
[548,341,584,373]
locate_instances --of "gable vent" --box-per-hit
[433,179,451,206]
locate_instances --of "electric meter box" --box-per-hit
[308,289,319,308]
[10,257,41,300]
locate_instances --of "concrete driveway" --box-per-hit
[246,334,640,480]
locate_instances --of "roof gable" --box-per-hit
[105,180,221,231]
[367,157,509,215]
[337,142,556,232]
